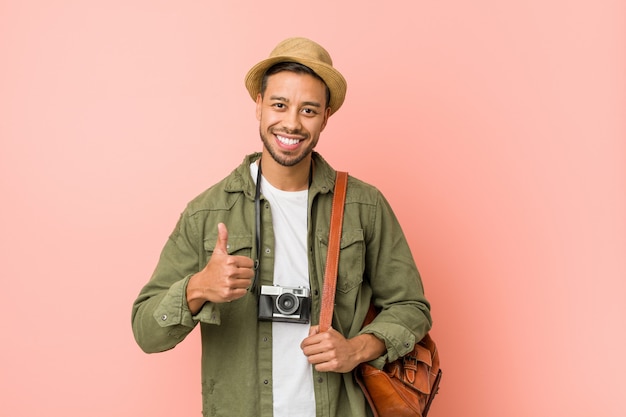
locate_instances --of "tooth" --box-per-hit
[278,135,299,145]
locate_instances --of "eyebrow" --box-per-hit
[269,95,322,108]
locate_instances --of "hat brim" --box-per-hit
[245,55,347,115]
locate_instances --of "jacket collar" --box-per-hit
[223,152,337,199]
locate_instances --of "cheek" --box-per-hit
[260,114,279,129]
[307,120,325,135]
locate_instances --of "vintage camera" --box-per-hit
[258,285,311,324]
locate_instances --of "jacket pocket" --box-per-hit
[203,233,254,258]
[318,228,365,294]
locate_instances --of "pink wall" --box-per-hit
[1,1,624,416]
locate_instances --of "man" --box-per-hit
[132,37,432,417]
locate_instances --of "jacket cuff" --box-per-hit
[152,275,221,328]
[192,302,221,325]
[152,275,193,328]
[360,323,417,366]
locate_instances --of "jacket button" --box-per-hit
[160,314,167,321]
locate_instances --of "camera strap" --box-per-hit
[250,158,315,295]
[251,161,263,295]
[318,170,348,332]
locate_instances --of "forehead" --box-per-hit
[264,71,327,100]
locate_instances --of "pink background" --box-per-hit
[1,1,625,416]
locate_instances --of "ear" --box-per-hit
[320,107,331,132]
[255,93,263,121]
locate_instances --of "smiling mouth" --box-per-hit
[276,134,302,146]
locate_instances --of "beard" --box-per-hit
[259,128,318,167]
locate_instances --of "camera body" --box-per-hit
[258,285,311,324]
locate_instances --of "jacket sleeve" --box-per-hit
[131,211,221,353]
[359,192,432,368]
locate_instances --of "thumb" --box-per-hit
[214,222,229,255]
[308,325,320,337]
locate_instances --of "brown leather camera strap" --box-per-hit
[318,171,348,332]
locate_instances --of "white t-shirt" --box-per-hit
[251,162,315,417]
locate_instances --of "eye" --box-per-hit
[272,103,285,109]
[302,108,318,115]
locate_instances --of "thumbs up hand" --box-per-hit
[186,223,255,313]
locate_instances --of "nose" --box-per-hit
[282,108,302,132]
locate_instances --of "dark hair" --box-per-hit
[260,62,331,108]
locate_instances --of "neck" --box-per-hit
[258,154,312,191]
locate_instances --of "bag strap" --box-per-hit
[318,171,348,332]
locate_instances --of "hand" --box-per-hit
[186,223,255,311]
[300,326,386,373]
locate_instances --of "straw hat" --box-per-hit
[244,37,347,115]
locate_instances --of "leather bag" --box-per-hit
[320,171,442,417]
[354,305,442,417]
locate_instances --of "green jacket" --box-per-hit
[131,152,432,417]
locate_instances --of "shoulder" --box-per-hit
[313,152,384,206]
[345,175,383,206]
[184,153,259,217]
[334,171,391,218]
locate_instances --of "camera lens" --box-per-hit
[275,293,299,315]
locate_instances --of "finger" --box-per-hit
[214,223,229,255]
[301,327,322,350]
[230,275,253,289]
[230,255,255,270]
[224,287,249,303]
